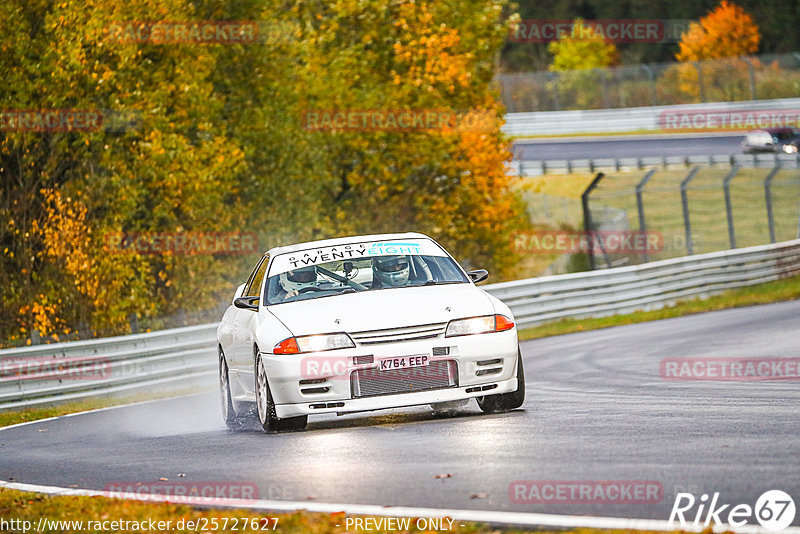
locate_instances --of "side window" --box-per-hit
[245,255,269,297]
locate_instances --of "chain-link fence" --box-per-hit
[583,164,800,269]
[498,52,800,112]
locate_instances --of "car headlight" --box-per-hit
[784,145,798,154]
[273,333,355,354]
[445,314,515,337]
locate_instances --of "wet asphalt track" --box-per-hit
[2,300,799,524]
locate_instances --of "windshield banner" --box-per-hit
[269,239,447,275]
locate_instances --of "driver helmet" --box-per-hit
[373,255,410,287]
[279,266,317,293]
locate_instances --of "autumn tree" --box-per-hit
[670,1,761,101]
[676,1,759,61]
[286,0,530,277]
[1,0,247,342]
[1,0,531,344]
[548,20,619,71]
[547,20,619,109]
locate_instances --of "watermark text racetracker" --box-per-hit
[1,356,111,381]
[105,481,258,504]
[0,109,141,133]
[104,21,259,44]
[509,19,693,43]
[302,109,496,133]
[659,108,800,131]
[104,231,258,256]
[510,480,663,504]
[301,354,449,381]
[512,230,664,255]
[661,357,800,381]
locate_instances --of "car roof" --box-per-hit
[756,127,797,134]
[263,232,434,257]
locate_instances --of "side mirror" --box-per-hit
[232,283,246,303]
[467,269,489,284]
[233,296,259,311]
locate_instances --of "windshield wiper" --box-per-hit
[423,280,463,286]
[329,287,356,295]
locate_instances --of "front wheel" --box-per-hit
[220,350,251,431]
[477,349,525,413]
[255,352,307,432]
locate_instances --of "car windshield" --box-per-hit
[263,239,468,305]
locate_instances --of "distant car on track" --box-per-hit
[217,232,524,432]
[741,127,800,154]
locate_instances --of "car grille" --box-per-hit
[351,360,457,398]
[349,322,447,345]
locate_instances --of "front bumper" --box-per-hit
[273,376,518,418]
[261,328,519,419]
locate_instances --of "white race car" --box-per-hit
[217,232,524,432]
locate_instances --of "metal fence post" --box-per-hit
[581,172,606,271]
[129,312,139,334]
[680,167,700,255]
[722,166,740,249]
[599,69,610,109]
[797,199,800,239]
[764,164,781,243]
[694,62,706,103]
[742,57,757,100]
[549,72,561,111]
[635,169,657,263]
[642,64,657,106]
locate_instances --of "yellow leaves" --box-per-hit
[548,20,619,71]
[18,298,61,338]
[34,188,99,300]
[391,2,473,91]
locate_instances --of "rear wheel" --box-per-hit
[477,349,525,413]
[255,352,307,432]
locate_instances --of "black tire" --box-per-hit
[255,352,308,432]
[220,350,251,431]
[477,349,525,413]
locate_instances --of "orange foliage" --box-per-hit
[676,1,759,61]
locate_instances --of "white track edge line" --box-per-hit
[2,480,798,534]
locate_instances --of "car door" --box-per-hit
[229,254,269,396]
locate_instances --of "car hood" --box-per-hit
[266,284,495,336]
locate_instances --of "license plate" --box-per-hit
[378,355,429,371]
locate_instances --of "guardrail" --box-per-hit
[502,97,800,136]
[0,324,218,410]
[490,239,800,327]
[2,239,799,410]
[512,152,800,176]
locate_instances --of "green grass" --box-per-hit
[589,167,800,260]
[518,167,800,270]
[518,274,800,341]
